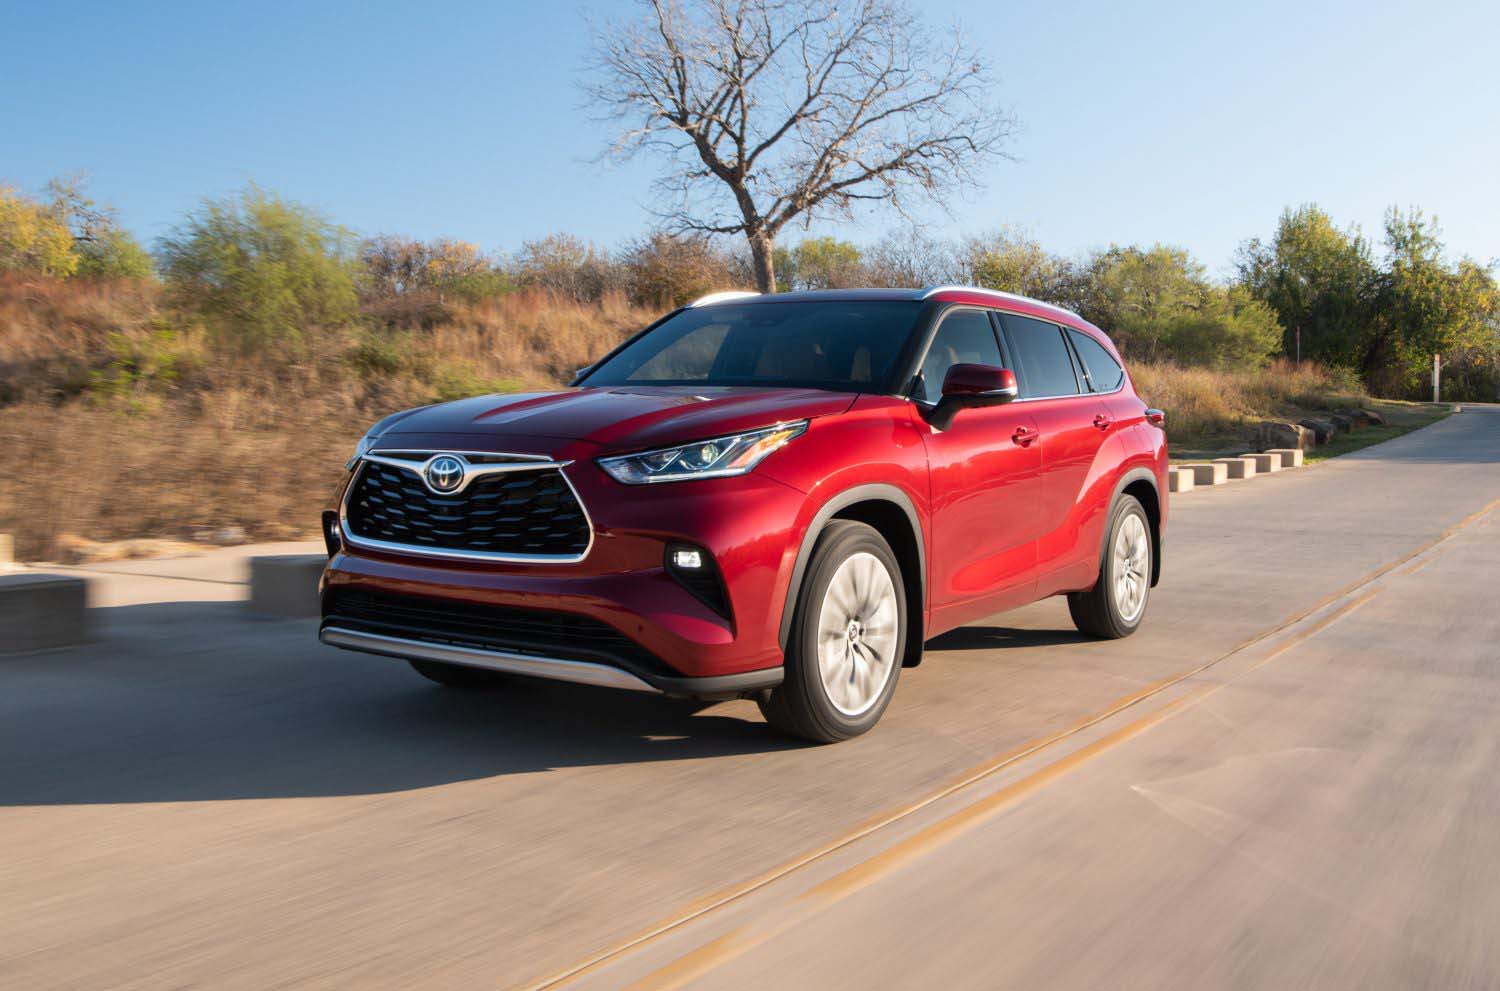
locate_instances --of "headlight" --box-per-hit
[598,421,808,484]
[346,429,381,470]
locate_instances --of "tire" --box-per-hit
[408,659,509,688]
[759,521,906,743]
[1068,494,1152,639]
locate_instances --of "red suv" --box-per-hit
[320,287,1167,741]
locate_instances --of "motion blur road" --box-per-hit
[3,407,1498,990]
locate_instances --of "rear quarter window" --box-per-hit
[1067,329,1125,392]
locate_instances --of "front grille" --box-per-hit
[345,461,590,558]
[323,588,675,676]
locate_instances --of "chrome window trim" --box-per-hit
[319,626,658,693]
[906,304,1126,406]
[339,451,596,565]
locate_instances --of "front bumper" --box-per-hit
[322,438,810,693]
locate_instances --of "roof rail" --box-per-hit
[687,290,761,308]
[918,285,1079,318]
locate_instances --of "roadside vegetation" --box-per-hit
[0,178,1496,561]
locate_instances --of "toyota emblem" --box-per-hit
[425,455,465,494]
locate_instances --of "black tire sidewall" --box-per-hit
[788,522,906,740]
[1100,496,1150,636]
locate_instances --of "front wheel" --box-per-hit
[759,521,906,743]
[1068,495,1152,639]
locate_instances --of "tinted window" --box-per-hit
[583,301,920,392]
[1068,329,1125,392]
[1001,315,1080,398]
[913,309,1004,403]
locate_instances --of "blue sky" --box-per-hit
[5,0,1496,275]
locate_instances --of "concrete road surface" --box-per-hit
[2,406,1497,990]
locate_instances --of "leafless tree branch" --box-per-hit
[584,0,1016,290]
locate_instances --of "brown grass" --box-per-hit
[1129,359,1368,445]
[0,278,652,559]
[0,276,1373,561]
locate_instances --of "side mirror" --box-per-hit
[926,364,1019,430]
[570,363,593,386]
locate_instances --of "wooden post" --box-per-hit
[1432,353,1441,403]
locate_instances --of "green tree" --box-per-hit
[0,185,78,276]
[1371,208,1500,396]
[44,176,154,279]
[1157,286,1283,369]
[75,228,155,279]
[158,185,358,349]
[965,229,1073,303]
[777,238,864,291]
[1235,205,1375,366]
[1084,244,1207,359]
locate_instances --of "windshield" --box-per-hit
[581,300,922,392]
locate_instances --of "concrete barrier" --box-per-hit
[0,533,13,574]
[1181,462,1228,486]
[1213,457,1258,480]
[1168,467,1195,493]
[1266,448,1304,468]
[1246,453,1281,474]
[0,573,91,652]
[248,555,327,618]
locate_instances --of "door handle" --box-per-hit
[1011,426,1039,447]
[1093,414,1113,431]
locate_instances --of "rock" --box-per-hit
[1355,408,1387,426]
[1254,421,1314,452]
[1328,413,1355,432]
[1298,418,1336,444]
[211,526,248,546]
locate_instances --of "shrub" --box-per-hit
[158,185,359,351]
[0,185,77,276]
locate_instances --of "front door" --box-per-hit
[910,307,1044,629]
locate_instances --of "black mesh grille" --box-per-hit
[323,588,675,676]
[346,461,590,557]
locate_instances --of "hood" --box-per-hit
[376,386,858,452]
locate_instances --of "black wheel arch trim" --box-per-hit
[1109,466,1163,587]
[777,483,927,664]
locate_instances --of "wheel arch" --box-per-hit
[779,484,927,668]
[1112,468,1163,587]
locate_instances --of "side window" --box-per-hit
[1001,314,1080,398]
[1067,329,1125,392]
[914,309,1003,403]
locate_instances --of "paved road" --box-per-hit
[2,407,1497,990]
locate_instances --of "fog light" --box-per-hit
[672,548,703,569]
[321,510,341,557]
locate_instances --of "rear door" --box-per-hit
[910,307,1043,626]
[998,313,1113,592]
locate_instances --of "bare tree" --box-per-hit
[586,0,1014,292]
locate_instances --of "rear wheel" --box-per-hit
[1068,494,1152,639]
[408,659,508,688]
[759,521,905,743]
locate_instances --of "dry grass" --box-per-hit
[1129,359,1368,446]
[0,276,1375,561]
[0,278,652,559]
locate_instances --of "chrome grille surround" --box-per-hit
[339,450,595,564]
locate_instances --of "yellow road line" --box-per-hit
[626,586,1391,988]
[626,692,1206,991]
[521,497,1498,991]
